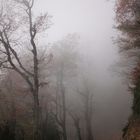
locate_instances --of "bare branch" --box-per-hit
[0,31,34,94]
[30,0,34,8]
[3,30,34,77]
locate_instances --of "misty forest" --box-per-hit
[0,0,140,140]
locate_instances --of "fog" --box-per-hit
[0,0,132,140]
[33,0,132,139]
[34,0,118,83]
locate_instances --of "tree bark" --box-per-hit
[85,94,94,140]
[33,91,41,140]
[28,4,41,140]
[73,118,82,140]
[60,65,67,140]
[61,84,67,140]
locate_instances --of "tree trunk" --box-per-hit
[77,127,82,140]
[59,65,67,140]
[33,90,41,140]
[74,119,82,140]
[86,118,94,140]
[85,94,94,140]
[63,126,67,140]
[62,91,67,140]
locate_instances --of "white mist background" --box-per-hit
[34,0,132,139]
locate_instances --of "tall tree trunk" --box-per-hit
[60,66,67,140]
[73,118,82,140]
[85,94,94,140]
[86,118,93,140]
[28,5,41,140]
[62,89,67,140]
[76,126,82,140]
[33,91,41,140]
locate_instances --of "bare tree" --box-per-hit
[0,0,50,139]
[68,110,82,140]
[78,78,94,140]
[50,34,79,140]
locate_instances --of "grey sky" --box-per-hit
[34,0,117,81]
[34,0,115,41]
